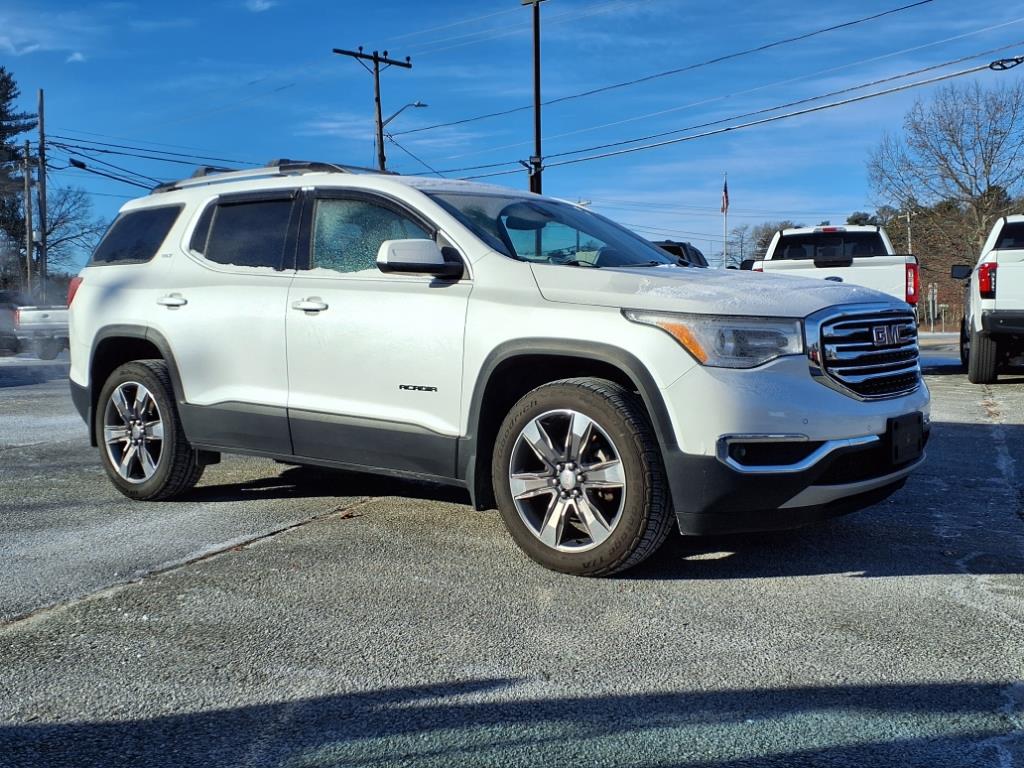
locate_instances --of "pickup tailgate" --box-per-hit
[15,306,69,333]
[993,249,1024,310]
[761,255,910,300]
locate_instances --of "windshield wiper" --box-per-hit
[559,259,601,268]
[623,260,673,268]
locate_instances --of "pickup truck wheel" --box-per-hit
[967,328,998,384]
[492,377,672,576]
[35,338,63,360]
[96,360,204,500]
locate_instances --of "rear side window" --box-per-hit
[203,198,295,270]
[775,232,887,260]
[90,206,182,265]
[995,222,1024,250]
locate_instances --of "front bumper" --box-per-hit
[666,430,928,535]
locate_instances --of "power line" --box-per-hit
[49,127,255,156]
[439,16,1024,163]
[457,55,1013,180]
[49,143,165,185]
[394,0,935,137]
[544,42,1024,162]
[406,0,626,57]
[386,5,522,43]
[47,134,261,166]
[385,133,445,177]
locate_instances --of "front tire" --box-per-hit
[492,378,673,576]
[959,320,969,368]
[967,328,997,384]
[95,360,204,500]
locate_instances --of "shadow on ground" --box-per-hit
[1,679,1018,767]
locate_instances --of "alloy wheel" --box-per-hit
[508,409,626,552]
[102,381,165,484]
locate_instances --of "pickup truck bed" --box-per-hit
[15,305,69,359]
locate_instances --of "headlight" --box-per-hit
[623,310,804,368]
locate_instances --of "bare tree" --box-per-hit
[43,187,108,272]
[750,220,799,256]
[869,80,1024,251]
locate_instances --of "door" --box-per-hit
[286,191,471,478]
[153,191,299,453]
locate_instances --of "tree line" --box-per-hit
[1,66,106,300]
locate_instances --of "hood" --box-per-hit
[531,263,898,318]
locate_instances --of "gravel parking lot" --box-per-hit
[1,344,1021,767]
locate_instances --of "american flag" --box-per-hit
[720,178,729,215]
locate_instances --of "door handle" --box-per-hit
[157,294,187,307]
[291,298,329,313]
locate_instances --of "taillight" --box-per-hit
[67,276,83,307]
[13,307,21,328]
[905,262,920,305]
[753,263,763,272]
[978,262,998,299]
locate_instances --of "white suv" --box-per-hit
[69,161,930,576]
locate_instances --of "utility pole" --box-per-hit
[37,89,48,302]
[332,47,412,172]
[523,0,547,193]
[22,140,33,297]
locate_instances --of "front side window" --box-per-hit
[203,199,294,270]
[312,198,430,273]
[90,206,182,265]
[426,192,676,269]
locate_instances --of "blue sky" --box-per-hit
[5,0,1024,267]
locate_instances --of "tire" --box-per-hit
[35,338,63,360]
[959,320,969,368]
[967,327,998,384]
[95,359,204,500]
[491,377,673,577]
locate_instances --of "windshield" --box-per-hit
[775,231,887,260]
[426,191,676,268]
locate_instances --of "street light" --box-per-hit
[382,100,428,128]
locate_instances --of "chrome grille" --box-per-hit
[808,306,921,400]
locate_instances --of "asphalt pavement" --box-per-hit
[0,344,1021,767]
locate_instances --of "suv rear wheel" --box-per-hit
[96,360,204,500]
[492,377,673,576]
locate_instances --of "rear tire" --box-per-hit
[95,359,204,500]
[967,328,997,384]
[491,377,673,577]
[35,338,63,360]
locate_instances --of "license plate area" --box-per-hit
[888,412,924,464]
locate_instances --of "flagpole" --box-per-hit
[722,173,728,267]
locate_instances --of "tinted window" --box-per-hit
[90,206,182,265]
[205,199,294,269]
[995,222,1024,250]
[312,198,430,273]
[775,231,887,260]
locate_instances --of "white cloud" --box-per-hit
[244,0,277,12]
[66,51,86,63]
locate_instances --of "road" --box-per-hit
[1,343,1022,767]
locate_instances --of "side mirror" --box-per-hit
[740,259,756,271]
[376,239,463,279]
[950,264,972,280]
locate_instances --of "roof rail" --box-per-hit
[152,158,393,194]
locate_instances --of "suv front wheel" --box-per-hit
[492,378,673,576]
[96,360,204,500]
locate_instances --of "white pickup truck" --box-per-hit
[952,215,1024,383]
[743,225,920,308]
[15,304,69,359]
